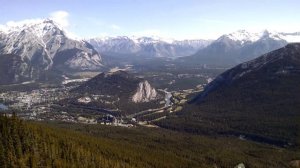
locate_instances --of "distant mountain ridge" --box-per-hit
[178,30,300,67]
[87,36,212,58]
[219,30,300,43]
[88,30,300,67]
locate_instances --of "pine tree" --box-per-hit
[0,133,7,168]
[11,116,22,160]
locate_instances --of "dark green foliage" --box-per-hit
[1,115,299,167]
[48,121,300,168]
[0,115,138,167]
[0,132,6,167]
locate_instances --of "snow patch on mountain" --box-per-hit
[226,30,261,43]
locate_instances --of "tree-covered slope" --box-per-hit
[1,114,299,168]
[158,44,300,147]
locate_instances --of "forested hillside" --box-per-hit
[0,114,299,168]
[0,114,139,168]
[157,44,300,148]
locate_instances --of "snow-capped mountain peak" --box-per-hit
[0,18,80,40]
[0,18,102,84]
[225,29,261,43]
[219,29,300,44]
[1,19,53,34]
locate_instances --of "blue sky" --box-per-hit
[0,0,299,39]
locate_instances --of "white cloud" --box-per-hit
[5,19,43,27]
[49,10,81,39]
[0,18,43,33]
[49,10,70,29]
[0,11,70,30]
[49,11,82,39]
[110,24,121,30]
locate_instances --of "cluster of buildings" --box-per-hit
[76,115,134,127]
[0,87,71,110]
[0,86,136,128]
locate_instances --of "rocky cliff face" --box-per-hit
[132,80,158,103]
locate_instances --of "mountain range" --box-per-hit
[87,36,212,58]
[88,30,300,69]
[1,18,300,85]
[179,30,300,67]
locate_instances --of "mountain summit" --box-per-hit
[0,19,102,84]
